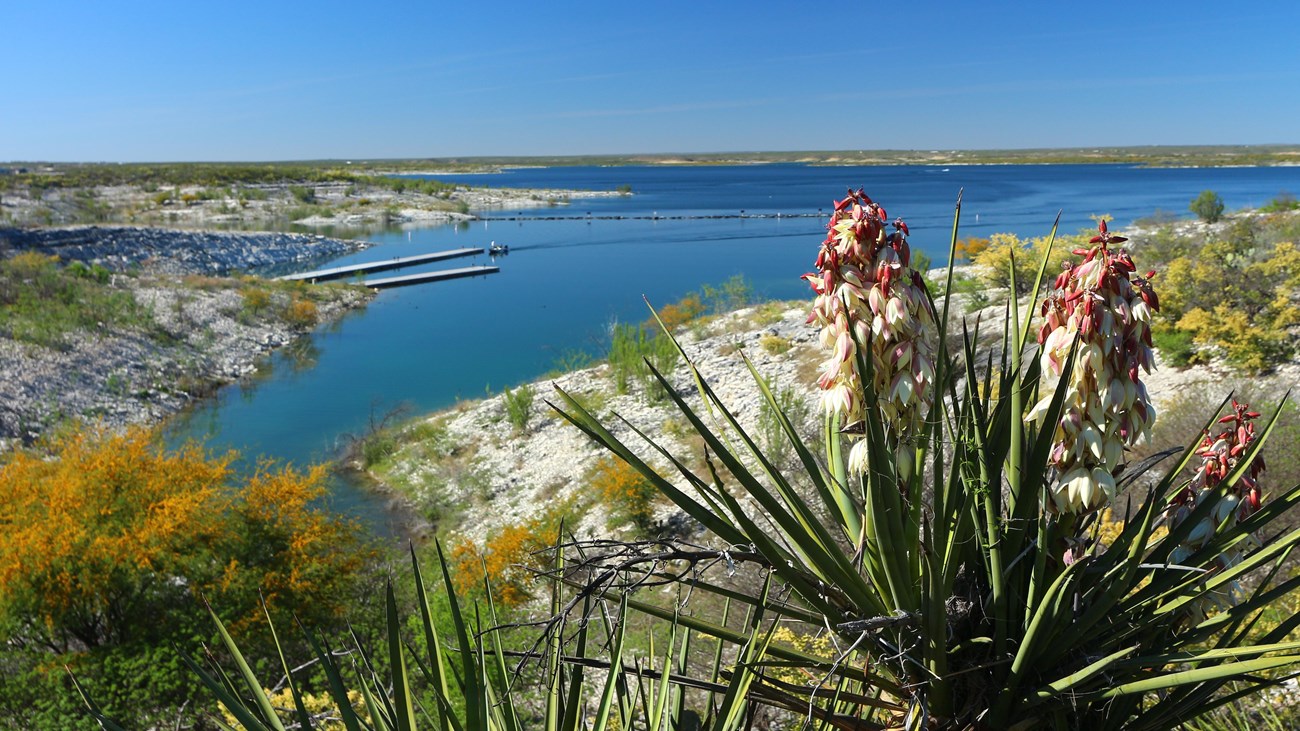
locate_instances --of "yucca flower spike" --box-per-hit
[1028,219,1159,513]
[805,190,937,479]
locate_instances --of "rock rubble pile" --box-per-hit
[0,226,367,275]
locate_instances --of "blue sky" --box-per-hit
[4,0,1298,161]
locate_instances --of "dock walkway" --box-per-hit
[363,265,499,288]
[277,247,484,282]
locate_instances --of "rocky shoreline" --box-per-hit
[0,173,626,230]
[0,226,375,449]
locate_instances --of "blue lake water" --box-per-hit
[164,164,1300,532]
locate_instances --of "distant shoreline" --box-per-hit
[6,145,1299,171]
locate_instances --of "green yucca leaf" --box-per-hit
[351,623,399,729]
[590,595,629,731]
[260,599,315,731]
[293,621,366,731]
[740,351,850,541]
[1027,645,1139,702]
[713,576,774,731]
[617,589,906,697]
[384,583,418,731]
[549,385,749,545]
[483,596,522,731]
[205,602,287,731]
[545,540,565,731]
[435,539,485,730]
[69,671,131,731]
[558,597,590,731]
[640,358,874,605]
[409,544,452,731]
[1100,655,1300,698]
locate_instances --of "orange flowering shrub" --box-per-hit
[650,292,705,332]
[449,505,571,607]
[589,454,659,531]
[953,235,990,262]
[282,295,319,328]
[0,426,228,646]
[0,425,371,650]
[216,463,376,632]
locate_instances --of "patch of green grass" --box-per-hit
[0,252,154,349]
[607,322,679,395]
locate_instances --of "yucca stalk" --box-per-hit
[551,190,1300,729]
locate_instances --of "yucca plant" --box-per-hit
[551,189,1300,729]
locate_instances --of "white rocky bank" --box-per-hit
[378,302,822,544]
[375,292,1300,548]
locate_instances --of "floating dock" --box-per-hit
[363,265,499,289]
[277,247,484,282]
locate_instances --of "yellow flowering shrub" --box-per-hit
[971,232,1075,294]
[1162,240,1300,371]
[222,688,367,730]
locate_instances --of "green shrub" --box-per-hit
[502,383,534,431]
[240,285,271,317]
[280,295,318,328]
[548,348,594,377]
[971,230,1074,294]
[700,273,753,313]
[1191,189,1226,222]
[607,322,678,394]
[1152,326,1197,367]
[1260,191,1299,213]
[288,185,316,203]
[758,333,792,355]
[1160,238,1300,372]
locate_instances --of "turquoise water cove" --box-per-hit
[165,163,1300,526]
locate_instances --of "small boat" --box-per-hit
[489,242,509,255]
